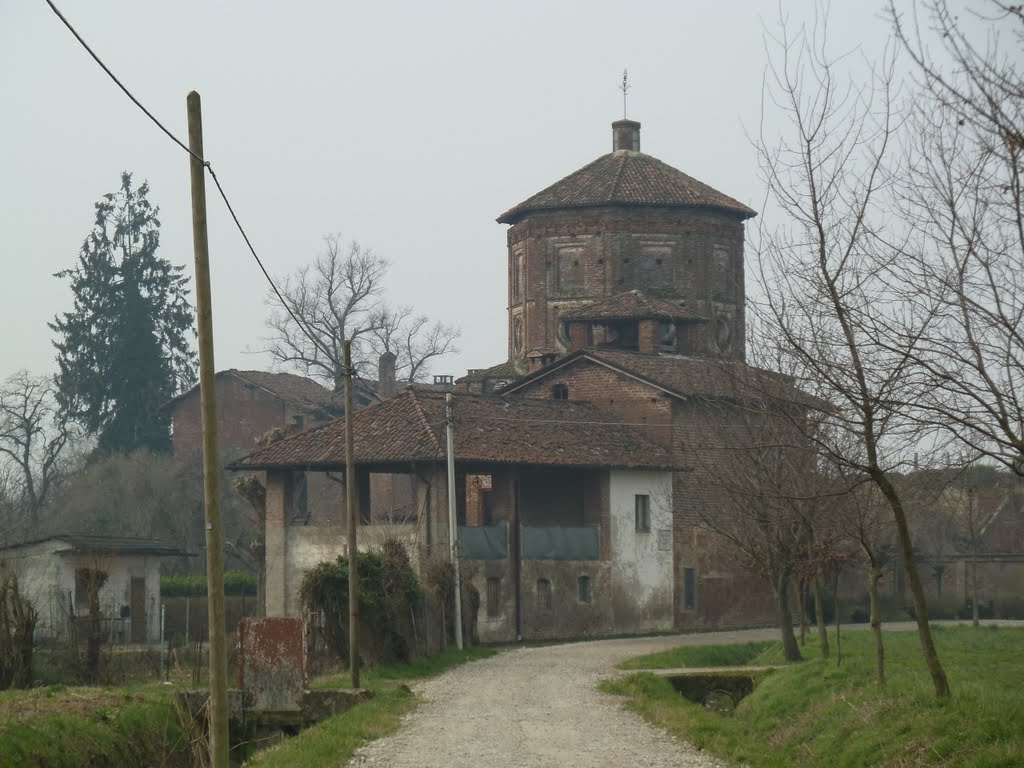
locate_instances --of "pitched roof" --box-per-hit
[228,389,678,472]
[456,359,527,385]
[498,150,757,224]
[165,369,339,412]
[0,535,190,557]
[501,348,815,406]
[560,290,706,323]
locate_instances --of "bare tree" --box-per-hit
[890,1,1024,474]
[686,395,825,662]
[834,476,897,685]
[265,234,460,388]
[753,11,952,696]
[0,371,72,529]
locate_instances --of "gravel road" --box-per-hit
[350,628,781,768]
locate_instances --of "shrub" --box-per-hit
[300,540,422,667]
[161,571,256,597]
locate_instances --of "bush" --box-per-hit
[300,539,422,667]
[161,570,256,597]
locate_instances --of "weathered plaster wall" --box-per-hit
[0,544,162,642]
[608,470,674,633]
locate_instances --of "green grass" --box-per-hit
[601,625,1024,768]
[246,646,498,767]
[0,684,188,768]
[617,640,780,670]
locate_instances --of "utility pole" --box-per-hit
[186,90,229,768]
[344,340,360,686]
[445,393,463,650]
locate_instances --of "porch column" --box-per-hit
[265,470,288,617]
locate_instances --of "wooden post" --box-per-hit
[186,90,229,768]
[344,340,360,687]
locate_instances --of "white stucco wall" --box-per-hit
[608,470,674,633]
[0,541,163,642]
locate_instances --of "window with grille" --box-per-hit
[537,578,552,611]
[486,577,501,617]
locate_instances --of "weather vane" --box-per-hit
[619,69,630,119]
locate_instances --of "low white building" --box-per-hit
[0,535,187,644]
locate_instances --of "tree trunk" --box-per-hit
[813,576,829,659]
[833,573,842,667]
[798,579,807,646]
[971,549,979,628]
[875,472,951,698]
[869,565,885,686]
[774,573,802,662]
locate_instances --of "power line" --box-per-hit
[42,0,341,372]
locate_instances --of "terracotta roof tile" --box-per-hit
[502,348,817,406]
[561,290,705,323]
[498,151,757,224]
[165,370,339,412]
[228,389,678,472]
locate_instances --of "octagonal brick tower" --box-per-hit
[497,120,757,363]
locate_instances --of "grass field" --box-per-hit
[0,683,188,768]
[245,646,497,767]
[601,625,1024,768]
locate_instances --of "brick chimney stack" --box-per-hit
[612,119,641,152]
[378,351,397,398]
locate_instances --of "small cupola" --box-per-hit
[612,119,641,152]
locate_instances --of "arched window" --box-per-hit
[552,383,569,400]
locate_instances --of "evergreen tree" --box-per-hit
[51,173,197,454]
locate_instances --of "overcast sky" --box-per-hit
[1,1,949,388]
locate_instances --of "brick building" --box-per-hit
[460,119,797,629]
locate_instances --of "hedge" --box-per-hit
[160,570,257,597]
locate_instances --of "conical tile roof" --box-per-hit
[498,150,757,224]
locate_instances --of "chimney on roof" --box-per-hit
[612,119,641,152]
[378,351,397,398]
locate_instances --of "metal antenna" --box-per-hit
[619,69,630,118]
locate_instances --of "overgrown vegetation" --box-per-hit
[0,683,188,767]
[0,573,37,690]
[602,626,1024,767]
[301,540,423,667]
[247,646,496,767]
[617,640,779,671]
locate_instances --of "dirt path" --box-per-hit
[350,628,780,768]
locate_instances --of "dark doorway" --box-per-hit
[130,577,146,643]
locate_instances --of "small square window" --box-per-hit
[635,494,651,533]
[577,575,591,604]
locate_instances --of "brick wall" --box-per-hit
[504,206,747,363]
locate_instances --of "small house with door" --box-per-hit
[228,389,681,641]
[0,535,187,644]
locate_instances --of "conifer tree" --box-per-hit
[51,173,196,454]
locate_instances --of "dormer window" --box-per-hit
[600,321,639,351]
[660,321,677,352]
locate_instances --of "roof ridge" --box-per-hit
[609,151,629,201]
[408,389,444,458]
